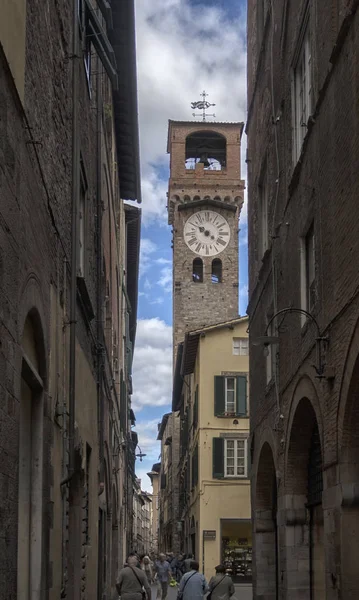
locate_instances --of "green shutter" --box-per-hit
[214,376,225,416]
[193,386,199,428]
[212,437,225,478]
[236,376,247,416]
[246,437,251,478]
[192,444,199,487]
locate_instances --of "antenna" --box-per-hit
[191,90,216,122]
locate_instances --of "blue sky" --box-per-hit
[132,0,248,490]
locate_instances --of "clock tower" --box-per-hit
[167,120,245,354]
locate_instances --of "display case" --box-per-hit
[222,538,252,583]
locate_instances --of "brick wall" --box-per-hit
[247,1,359,597]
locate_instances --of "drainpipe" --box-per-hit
[68,0,80,480]
[96,58,104,475]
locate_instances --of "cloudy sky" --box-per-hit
[131,0,248,491]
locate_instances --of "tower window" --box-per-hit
[185,131,226,170]
[193,258,203,282]
[211,259,222,283]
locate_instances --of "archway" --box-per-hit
[339,351,359,597]
[254,442,277,599]
[285,397,325,599]
[18,311,46,600]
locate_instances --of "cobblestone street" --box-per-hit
[150,583,253,600]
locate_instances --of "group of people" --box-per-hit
[116,552,235,600]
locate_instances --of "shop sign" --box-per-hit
[203,530,216,540]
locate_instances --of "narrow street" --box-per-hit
[150,583,253,600]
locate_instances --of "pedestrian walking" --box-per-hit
[177,561,208,600]
[155,553,172,600]
[208,565,234,600]
[116,555,152,600]
[141,555,153,585]
[183,554,194,573]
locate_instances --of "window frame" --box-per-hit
[233,337,249,356]
[292,13,312,163]
[224,438,247,478]
[78,161,88,278]
[300,222,316,323]
[266,315,276,385]
[224,376,236,414]
[258,162,269,257]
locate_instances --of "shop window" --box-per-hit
[222,519,252,583]
[212,437,250,479]
[214,375,247,417]
[192,258,203,282]
[211,259,222,283]
[233,338,249,356]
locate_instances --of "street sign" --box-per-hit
[203,530,216,540]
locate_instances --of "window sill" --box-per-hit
[215,413,248,418]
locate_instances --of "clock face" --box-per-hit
[183,210,231,256]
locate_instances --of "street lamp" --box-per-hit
[253,307,329,378]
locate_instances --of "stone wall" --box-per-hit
[247,1,359,598]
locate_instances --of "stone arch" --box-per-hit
[213,195,221,202]
[337,313,359,456]
[17,294,47,600]
[224,195,231,203]
[253,440,278,599]
[183,195,191,203]
[284,383,325,598]
[336,317,359,596]
[234,195,243,205]
[193,195,201,202]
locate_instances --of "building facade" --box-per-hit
[247,1,359,598]
[173,318,251,583]
[148,463,161,555]
[0,2,141,600]
[157,119,246,558]
[157,413,181,552]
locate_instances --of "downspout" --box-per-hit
[96,59,104,475]
[68,0,80,481]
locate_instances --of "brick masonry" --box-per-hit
[247,1,359,598]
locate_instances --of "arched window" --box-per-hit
[212,259,222,283]
[193,258,203,282]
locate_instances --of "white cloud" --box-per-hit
[157,266,172,294]
[135,0,247,225]
[140,238,157,276]
[155,258,172,265]
[132,318,173,411]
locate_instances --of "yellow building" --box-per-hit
[173,317,251,584]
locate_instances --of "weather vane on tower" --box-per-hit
[191,90,216,122]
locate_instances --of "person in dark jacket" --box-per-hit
[208,565,234,600]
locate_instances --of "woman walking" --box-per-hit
[208,565,234,600]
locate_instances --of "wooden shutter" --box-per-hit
[192,444,199,488]
[212,437,224,479]
[214,376,225,416]
[193,385,199,429]
[236,376,247,416]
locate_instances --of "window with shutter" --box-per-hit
[191,444,199,488]
[224,439,247,478]
[236,376,247,416]
[214,376,225,416]
[193,386,199,429]
[212,437,225,478]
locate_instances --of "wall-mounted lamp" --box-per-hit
[253,307,329,378]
